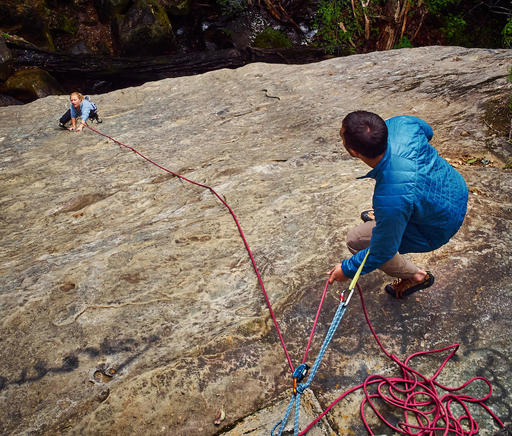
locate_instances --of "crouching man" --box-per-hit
[328,111,468,298]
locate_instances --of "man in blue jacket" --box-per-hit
[328,111,468,298]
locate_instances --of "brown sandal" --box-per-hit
[385,272,435,298]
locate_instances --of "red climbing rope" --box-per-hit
[85,125,504,435]
[298,283,504,436]
[302,279,330,365]
[86,124,309,373]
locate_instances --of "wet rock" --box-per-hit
[5,37,326,101]
[160,0,191,16]
[93,0,133,22]
[0,94,24,106]
[3,67,64,102]
[0,39,13,81]
[113,0,176,55]
[69,41,94,55]
[0,46,511,435]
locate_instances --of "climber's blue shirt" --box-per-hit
[341,115,468,278]
[70,98,96,122]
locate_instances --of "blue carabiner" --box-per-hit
[292,363,309,383]
[292,363,310,394]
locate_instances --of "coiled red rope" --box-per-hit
[299,284,504,435]
[85,125,504,435]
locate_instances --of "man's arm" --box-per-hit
[328,263,349,284]
[341,200,412,278]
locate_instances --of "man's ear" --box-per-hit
[348,147,364,159]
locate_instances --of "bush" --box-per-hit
[217,0,245,18]
[440,14,467,44]
[252,28,292,49]
[424,0,459,14]
[313,0,361,55]
[503,18,512,48]
[394,36,413,49]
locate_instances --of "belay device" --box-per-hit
[272,251,370,436]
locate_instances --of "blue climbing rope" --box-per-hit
[272,251,370,436]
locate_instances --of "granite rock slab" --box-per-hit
[0,46,511,435]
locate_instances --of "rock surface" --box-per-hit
[0,46,511,435]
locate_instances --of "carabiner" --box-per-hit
[292,363,309,395]
[340,289,346,302]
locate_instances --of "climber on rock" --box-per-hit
[328,111,468,298]
[59,92,102,132]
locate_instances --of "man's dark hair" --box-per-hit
[342,111,388,158]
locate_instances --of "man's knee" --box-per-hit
[346,227,363,253]
[346,227,357,252]
[346,221,373,254]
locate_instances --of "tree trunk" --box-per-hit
[376,0,415,50]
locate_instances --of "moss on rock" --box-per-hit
[252,27,292,49]
[160,0,191,17]
[3,67,63,102]
[114,0,176,56]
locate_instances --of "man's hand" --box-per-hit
[328,263,349,284]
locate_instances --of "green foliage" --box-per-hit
[423,0,459,14]
[252,28,292,49]
[216,0,245,18]
[313,0,361,54]
[54,15,78,35]
[440,14,466,43]
[508,66,512,113]
[503,19,512,48]
[393,36,413,49]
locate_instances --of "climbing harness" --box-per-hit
[85,125,505,436]
[272,251,370,436]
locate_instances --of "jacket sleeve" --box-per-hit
[341,194,413,277]
[70,104,77,118]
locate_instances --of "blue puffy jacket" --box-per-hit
[341,116,468,278]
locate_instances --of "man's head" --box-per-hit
[340,111,388,159]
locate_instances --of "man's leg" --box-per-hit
[347,220,434,298]
[346,221,419,279]
[346,221,434,297]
